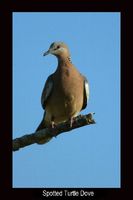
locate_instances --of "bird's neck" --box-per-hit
[57,56,72,67]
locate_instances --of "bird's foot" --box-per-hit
[69,117,76,128]
[51,121,56,129]
[50,121,58,138]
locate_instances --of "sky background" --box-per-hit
[13,12,120,188]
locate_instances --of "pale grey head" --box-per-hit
[43,42,71,59]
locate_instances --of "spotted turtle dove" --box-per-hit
[36,42,89,143]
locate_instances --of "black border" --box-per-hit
[1,0,129,199]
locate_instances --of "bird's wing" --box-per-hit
[41,74,54,109]
[81,75,89,110]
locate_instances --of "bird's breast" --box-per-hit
[45,66,84,124]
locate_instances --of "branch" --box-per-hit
[13,113,96,152]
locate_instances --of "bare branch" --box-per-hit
[13,113,96,152]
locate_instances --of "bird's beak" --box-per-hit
[43,49,50,56]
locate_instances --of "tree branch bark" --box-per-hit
[13,113,96,152]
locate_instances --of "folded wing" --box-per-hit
[41,74,54,109]
[82,75,89,110]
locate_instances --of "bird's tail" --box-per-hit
[36,119,46,132]
[36,112,46,132]
[35,112,52,144]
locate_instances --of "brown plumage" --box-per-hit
[36,42,89,143]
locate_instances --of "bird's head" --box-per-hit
[43,42,71,59]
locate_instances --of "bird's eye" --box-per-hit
[55,45,60,50]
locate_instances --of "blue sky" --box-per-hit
[13,12,120,188]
